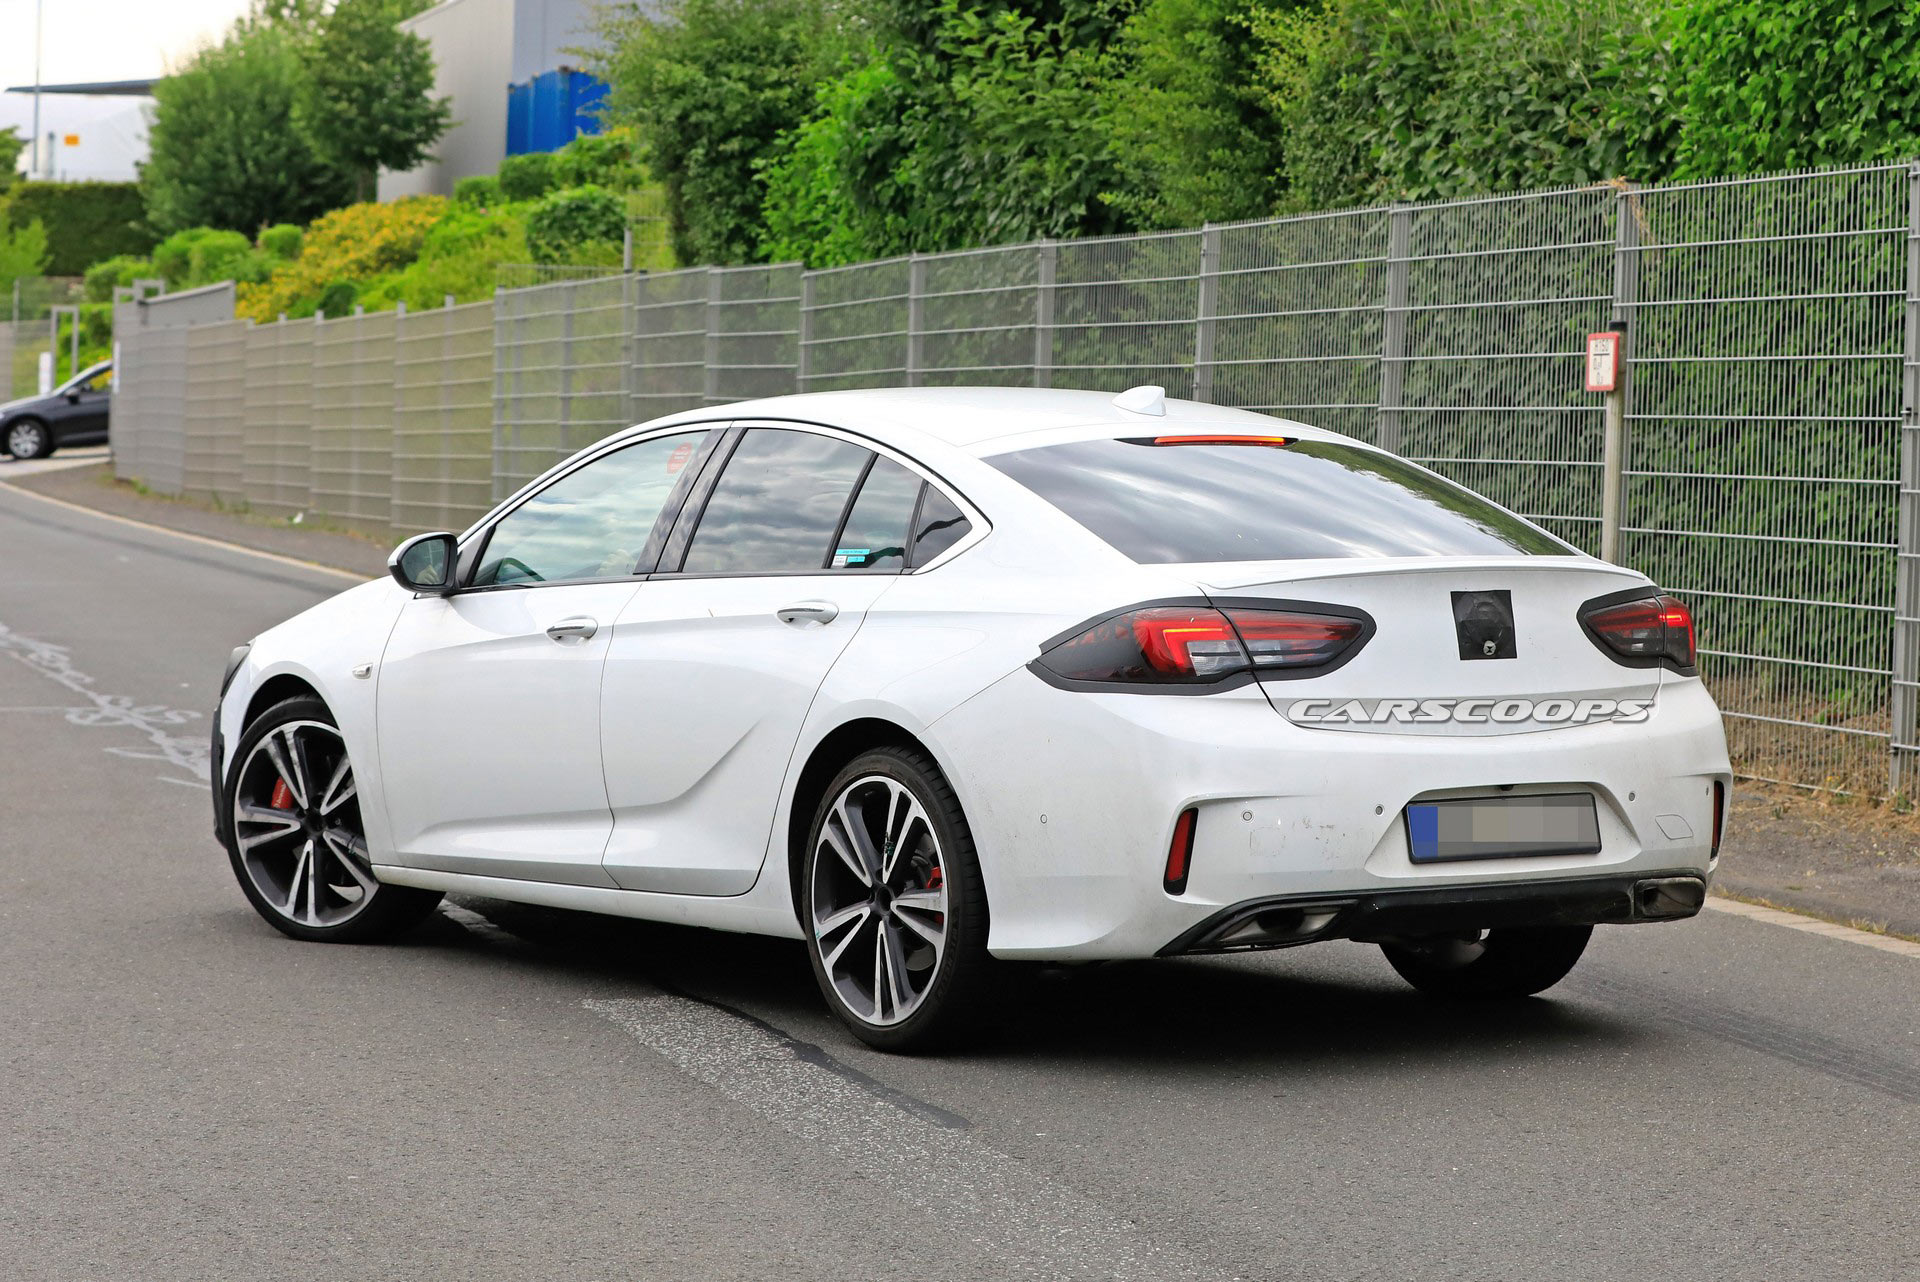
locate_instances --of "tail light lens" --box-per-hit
[1164,807,1197,894]
[1037,604,1367,685]
[1582,593,1696,670]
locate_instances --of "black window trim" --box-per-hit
[648,418,990,583]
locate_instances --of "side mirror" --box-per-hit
[65,390,81,403]
[388,531,458,596]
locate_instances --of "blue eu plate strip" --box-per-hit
[1406,803,1440,861]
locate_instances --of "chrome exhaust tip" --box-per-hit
[1633,876,1706,920]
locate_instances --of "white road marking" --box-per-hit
[0,478,366,583]
[585,996,1220,1282]
[0,622,210,783]
[1707,895,1920,960]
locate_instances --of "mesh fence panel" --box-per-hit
[310,310,397,533]
[1394,189,1617,551]
[1623,166,1911,791]
[1205,210,1387,441]
[709,264,801,403]
[1051,230,1204,397]
[802,258,910,391]
[493,278,637,500]
[917,244,1044,388]
[393,300,495,535]
[242,318,316,517]
[632,268,710,418]
[182,320,247,503]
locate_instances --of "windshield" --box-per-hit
[986,436,1572,563]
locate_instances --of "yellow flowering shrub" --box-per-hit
[237,196,448,321]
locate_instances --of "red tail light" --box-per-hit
[1164,807,1197,894]
[1581,593,1696,670]
[1036,604,1368,685]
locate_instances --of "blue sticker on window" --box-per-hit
[832,548,871,568]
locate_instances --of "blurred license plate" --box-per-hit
[1404,793,1600,863]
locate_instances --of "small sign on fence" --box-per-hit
[1585,331,1621,393]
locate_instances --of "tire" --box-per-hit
[802,746,992,1052]
[221,695,441,942]
[1381,924,1592,999]
[5,418,51,460]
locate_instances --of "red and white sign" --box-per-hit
[1585,331,1621,393]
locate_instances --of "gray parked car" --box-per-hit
[1,361,111,460]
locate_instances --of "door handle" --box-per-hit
[545,616,599,643]
[777,600,839,626]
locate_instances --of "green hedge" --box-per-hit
[0,181,152,276]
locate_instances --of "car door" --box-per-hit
[598,425,930,895]
[66,367,112,442]
[376,427,718,885]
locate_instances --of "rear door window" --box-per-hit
[986,436,1569,563]
[830,456,921,572]
[680,428,874,574]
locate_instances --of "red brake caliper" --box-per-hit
[270,779,296,811]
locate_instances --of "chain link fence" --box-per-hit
[105,161,1920,795]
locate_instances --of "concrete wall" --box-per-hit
[378,0,516,199]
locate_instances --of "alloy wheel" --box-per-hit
[230,720,378,928]
[7,422,44,458]
[810,773,950,1027]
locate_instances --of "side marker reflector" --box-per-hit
[1165,808,1198,895]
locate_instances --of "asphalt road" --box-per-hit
[3,479,1917,1282]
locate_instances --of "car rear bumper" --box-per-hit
[933,668,1731,960]
[1157,869,1708,956]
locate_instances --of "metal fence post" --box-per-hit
[1194,224,1221,404]
[907,254,927,387]
[1892,164,1920,794]
[1033,241,1056,388]
[1377,205,1413,454]
[1600,184,1641,565]
[703,269,722,405]
[797,271,816,390]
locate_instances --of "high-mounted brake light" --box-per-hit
[1151,434,1294,447]
[1036,604,1367,685]
[1581,592,1696,670]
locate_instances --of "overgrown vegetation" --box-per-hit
[590,0,1920,267]
[141,0,448,235]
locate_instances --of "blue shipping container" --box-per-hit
[506,68,608,155]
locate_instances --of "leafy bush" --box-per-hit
[453,175,501,207]
[0,219,49,295]
[1671,0,1920,176]
[316,280,361,316]
[1101,0,1288,229]
[0,181,152,275]
[259,223,304,259]
[498,152,557,201]
[551,127,647,190]
[82,254,151,303]
[591,0,842,264]
[525,185,628,264]
[237,195,446,320]
[187,229,259,284]
[359,201,532,311]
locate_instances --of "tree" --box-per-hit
[590,0,845,265]
[296,0,451,202]
[142,19,354,234]
[0,127,23,193]
[0,219,49,296]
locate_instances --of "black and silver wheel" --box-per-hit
[803,747,990,1052]
[1381,924,1591,999]
[223,696,440,942]
[5,418,50,460]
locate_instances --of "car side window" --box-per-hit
[80,369,110,394]
[829,457,922,572]
[680,428,873,574]
[473,430,708,587]
[910,486,972,567]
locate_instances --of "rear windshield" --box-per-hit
[987,437,1571,563]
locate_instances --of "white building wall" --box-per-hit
[377,0,516,200]
[509,0,600,82]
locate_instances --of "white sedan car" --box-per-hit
[213,386,1730,1050]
